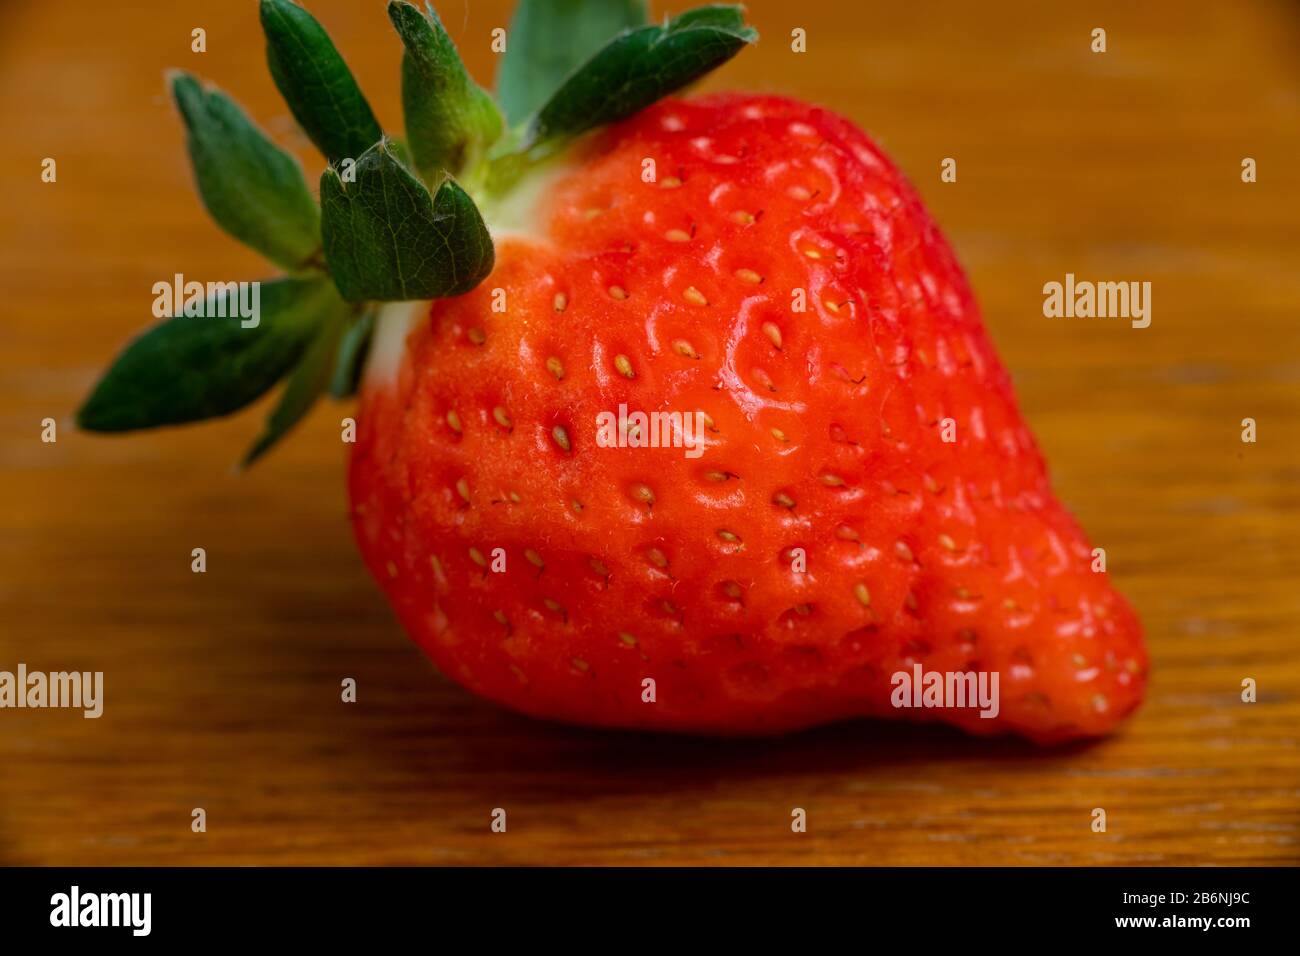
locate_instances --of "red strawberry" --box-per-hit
[350,93,1146,744]
[79,1,1146,743]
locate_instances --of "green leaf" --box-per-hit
[77,277,342,432]
[260,0,383,163]
[320,141,494,302]
[170,72,321,271]
[525,5,756,149]
[668,5,753,30]
[496,0,648,127]
[389,0,504,180]
[243,305,348,465]
[329,308,375,399]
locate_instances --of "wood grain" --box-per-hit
[1,0,1297,865]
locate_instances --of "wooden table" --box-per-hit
[1,0,1297,865]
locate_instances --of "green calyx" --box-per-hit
[389,1,504,183]
[320,140,495,302]
[78,0,757,463]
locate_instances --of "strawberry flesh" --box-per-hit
[350,94,1147,743]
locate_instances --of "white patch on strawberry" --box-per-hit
[477,157,573,242]
[366,300,421,386]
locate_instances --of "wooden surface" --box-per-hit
[2,0,1298,866]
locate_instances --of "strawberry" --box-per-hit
[79,0,1146,743]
